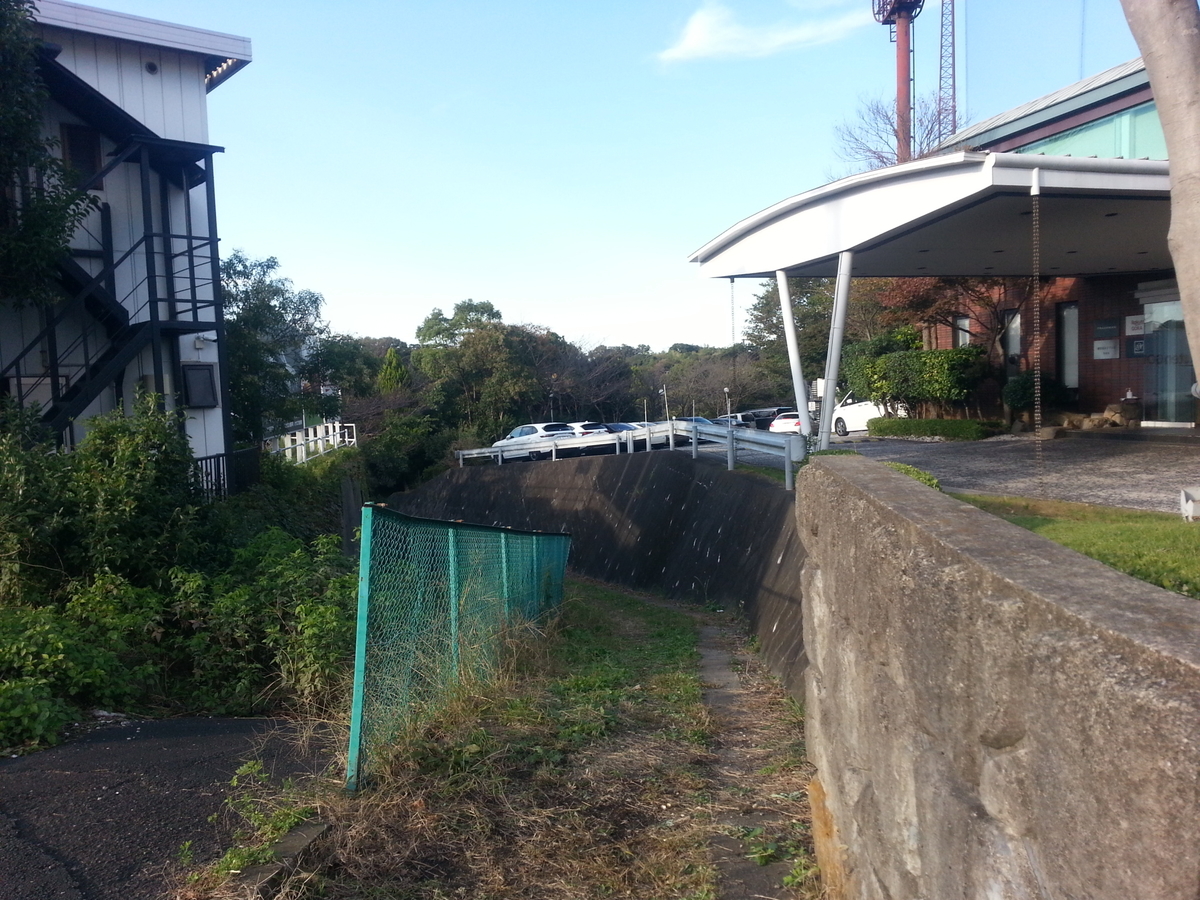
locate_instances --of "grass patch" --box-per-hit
[956,494,1200,599]
[883,461,941,491]
[868,418,1002,440]
[176,578,718,899]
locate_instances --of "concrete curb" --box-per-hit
[233,821,329,899]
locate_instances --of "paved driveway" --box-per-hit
[851,436,1200,513]
[696,435,1200,513]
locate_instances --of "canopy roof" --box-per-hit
[689,152,1171,280]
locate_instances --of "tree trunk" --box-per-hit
[1120,0,1200,398]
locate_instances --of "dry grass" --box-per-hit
[171,579,820,900]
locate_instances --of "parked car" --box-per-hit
[716,412,755,428]
[768,412,805,434]
[748,406,796,429]
[492,422,576,459]
[567,421,610,437]
[830,392,889,436]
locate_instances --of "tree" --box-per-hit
[1119,0,1200,398]
[744,277,836,395]
[415,300,502,346]
[222,251,371,443]
[376,346,409,394]
[833,93,954,173]
[875,276,1033,366]
[0,0,97,306]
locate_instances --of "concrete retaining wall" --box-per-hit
[389,451,808,693]
[393,451,1200,898]
[800,455,1200,900]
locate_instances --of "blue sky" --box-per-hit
[86,1,1140,350]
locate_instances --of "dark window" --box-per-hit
[61,124,103,190]
[181,364,218,408]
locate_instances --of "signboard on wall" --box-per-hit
[1094,339,1120,360]
[1126,315,1146,336]
[1094,319,1120,339]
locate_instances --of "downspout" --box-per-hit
[776,271,812,436]
[818,250,854,450]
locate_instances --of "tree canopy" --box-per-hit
[0,0,97,306]
[221,250,376,444]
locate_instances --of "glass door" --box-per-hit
[1143,300,1195,424]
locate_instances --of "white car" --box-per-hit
[768,412,805,434]
[831,392,889,436]
[492,422,576,459]
[567,421,610,437]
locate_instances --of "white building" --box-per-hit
[3,1,250,479]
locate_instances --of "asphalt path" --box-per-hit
[0,716,325,900]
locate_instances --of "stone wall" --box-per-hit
[799,455,1200,899]
[388,451,808,694]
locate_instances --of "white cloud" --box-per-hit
[659,2,874,62]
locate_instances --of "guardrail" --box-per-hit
[455,421,809,489]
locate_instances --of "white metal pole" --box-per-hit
[776,272,813,437]
[818,250,855,450]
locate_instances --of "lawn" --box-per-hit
[955,494,1200,601]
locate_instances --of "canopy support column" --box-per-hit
[776,271,812,437]
[818,250,854,450]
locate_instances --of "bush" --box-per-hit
[0,400,360,744]
[867,418,1000,441]
[1001,372,1070,411]
[844,345,988,415]
[0,677,71,749]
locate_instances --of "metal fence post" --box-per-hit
[447,528,461,678]
[785,436,796,491]
[727,426,735,470]
[500,531,512,621]
[345,504,375,792]
[691,421,699,459]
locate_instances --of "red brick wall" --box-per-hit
[915,275,1175,416]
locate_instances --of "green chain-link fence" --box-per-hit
[346,505,571,790]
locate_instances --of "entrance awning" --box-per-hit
[689,151,1171,280]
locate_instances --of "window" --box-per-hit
[181,364,218,408]
[954,316,971,348]
[60,124,103,190]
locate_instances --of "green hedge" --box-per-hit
[844,345,987,409]
[867,417,1000,441]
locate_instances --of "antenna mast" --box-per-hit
[873,0,925,163]
[937,0,956,144]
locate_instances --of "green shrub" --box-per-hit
[883,462,942,491]
[867,418,999,441]
[1001,372,1071,411]
[64,394,201,586]
[844,345,987,414]
[0,677,72,749]
[170,529,355,711]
